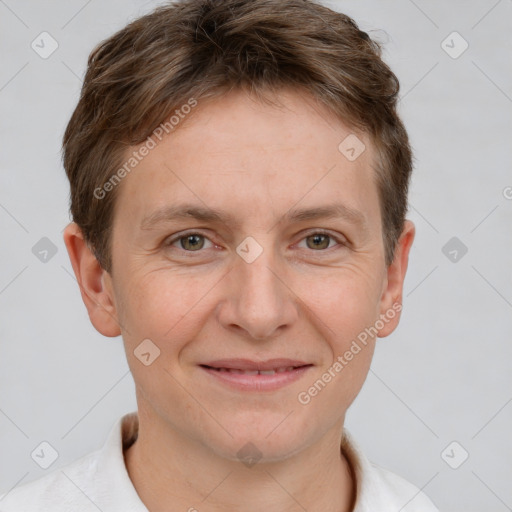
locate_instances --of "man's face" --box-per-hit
[92,89,412,460]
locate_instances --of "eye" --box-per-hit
[164,230,346,255]
[166,232,214,251]
[297,231,345,251]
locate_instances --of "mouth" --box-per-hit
[199,359,313,391]
[202,365,305,375]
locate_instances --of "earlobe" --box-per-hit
[376,220,416,338]
[63,222,122,337]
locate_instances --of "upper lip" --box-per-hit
[201,358,311,371]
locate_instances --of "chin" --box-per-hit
[206,416,316,464]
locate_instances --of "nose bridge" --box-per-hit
[240,248,280,304]
[222,235,296,340]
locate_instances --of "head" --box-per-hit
[63,0,415,461]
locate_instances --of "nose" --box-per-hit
[216,242,298,341]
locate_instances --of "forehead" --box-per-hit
[113,88,380,230]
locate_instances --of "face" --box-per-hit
[66,88,414,462]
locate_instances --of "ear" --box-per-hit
[376,220,415,338]
[63,222,121,337]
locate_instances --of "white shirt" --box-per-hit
[0,411,439,511]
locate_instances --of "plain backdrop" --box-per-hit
[1,1,511,510]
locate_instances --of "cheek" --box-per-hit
[295,270,380,412]
[116,272,215,400]
[117,269,218,344]
[299,263,383,342]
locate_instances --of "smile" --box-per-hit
[199,363,313,392]
[206,365,302,375]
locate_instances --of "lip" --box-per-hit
[199,358,313,392]
[201,358,310,371]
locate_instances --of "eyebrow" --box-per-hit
[140,202,368,233]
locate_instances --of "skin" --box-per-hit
[64,87,415,512]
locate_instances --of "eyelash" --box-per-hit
[164,230,347,255]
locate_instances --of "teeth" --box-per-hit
[277,366,294,373]
[212,366,298,375]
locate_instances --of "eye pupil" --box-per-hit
[307,234,330,250]
[181,234,204,251]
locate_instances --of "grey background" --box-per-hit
[0,0,511,510]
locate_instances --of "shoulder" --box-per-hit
[0,450,101,511]
[0,411,141,512]
[367,462,440,511]
[341,429,439,512]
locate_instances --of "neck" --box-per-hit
[124,408,356,512]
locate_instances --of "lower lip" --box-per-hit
[200,365,312,392]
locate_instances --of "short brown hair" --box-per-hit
[63,0,413,273]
